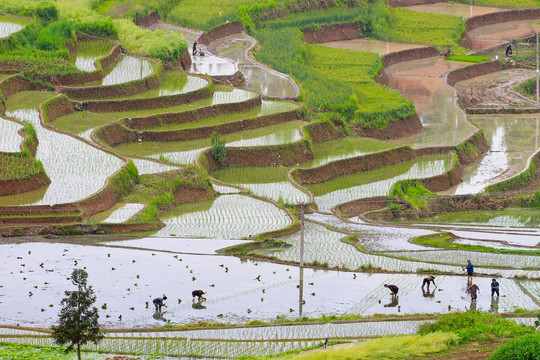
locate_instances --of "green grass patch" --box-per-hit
[413,232,540,255]
[388,7,466,54]
[261,6,365,30]
[0,343,76,359]
[514,77,537,101]
[419,311,533,343]
[271,332,459,360]
[489,333,540,360]
[124,166,212,207]
[391,180,434,210]
[446,55,491,63]
[5,91,56,111]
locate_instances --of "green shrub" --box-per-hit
[489,333,540,360]
[109,160,139,199]
[35,3,59,26]
[210,131,227,165]
[419,311,533,343]
[36,19,75,51]
[76,19,117,38]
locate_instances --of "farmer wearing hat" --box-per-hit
[192,289,207,302]
[465,283,480,300]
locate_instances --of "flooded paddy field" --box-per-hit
[1,240,537,329]
[0,117,23,153]
[72,41,114,72]
[415,209,540,229]
[407,3,503,19]
[0,16,29,38]
[310,153,452,212]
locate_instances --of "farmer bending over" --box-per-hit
[422,276,437,290]
[153,296,167,312]
[466,283,480,300]
[192,289,207,302]
[384,284,399,298]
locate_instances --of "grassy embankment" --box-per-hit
[413,232,540,255]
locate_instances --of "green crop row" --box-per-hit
[0,153,44,180]
[259,6,364,31]
[254,28,414,128]
[446,55,491,63]
[387,7,466,54]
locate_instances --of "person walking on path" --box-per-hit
[153,296,167,312]
[192,40,198,56]
[422,276,437,290]
[384,284,399,298]
[192,289,207,302]
[465,283,480,300]
[491,279,500,297]
[463,260,474,281]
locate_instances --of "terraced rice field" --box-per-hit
[0,17,27,38]
[154,194,291,238]
[72,41,114,72]
[91,203,145,224]
[101,55,154,86]
[0,92,124,205]
[311,154,451,212]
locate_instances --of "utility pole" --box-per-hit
[298,203,305,317]
[536,30,540,105]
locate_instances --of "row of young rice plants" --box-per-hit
[307,44,415,128]
[0,154,44,180]
[308,153,451,212]
[0,15,30,38]
[154,194,291,238]
[146,100,299,131]
[258,221,459,274]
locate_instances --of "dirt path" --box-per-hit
[454,68,540,110]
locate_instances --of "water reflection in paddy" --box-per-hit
[0,117,23,153]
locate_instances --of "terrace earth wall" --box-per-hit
[304,120,346,143]
[212,71,246,87]
[0,171,51,197]
[58,58,162,100]
[446,60,502,87]
[204,140,313,171]
[381,47,440,68]
[79,79,212,112]
[134,12,161,27]
[197,22,243,45]
[125,94,261,130]
[302,22,363,44]
[351,114,423,140]
[293,146,416,185]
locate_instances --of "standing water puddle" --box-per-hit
[101,55,154,86]
[0,92,124,205]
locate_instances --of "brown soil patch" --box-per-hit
[454,68,539,110]
[386,56,463,78]
[302,22,362,44]
[415,339,506,360]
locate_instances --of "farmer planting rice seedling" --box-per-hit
[1,0,540,358]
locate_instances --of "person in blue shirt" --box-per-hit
[153,296,167,312]
[463,260,474,281]
[491,279,500,297]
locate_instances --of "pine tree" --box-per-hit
[51,269,103,360]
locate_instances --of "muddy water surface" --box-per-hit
[407,3,503,19]
[324,39,425,55]
[1,241,536,328]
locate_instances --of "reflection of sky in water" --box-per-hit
[0,21,24,37]
[456,125,508,194]
[159,75,207,96]
[191,55,237,76]
[0,117,23,152]
[102,55,154,86]
[241,66,297,98]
